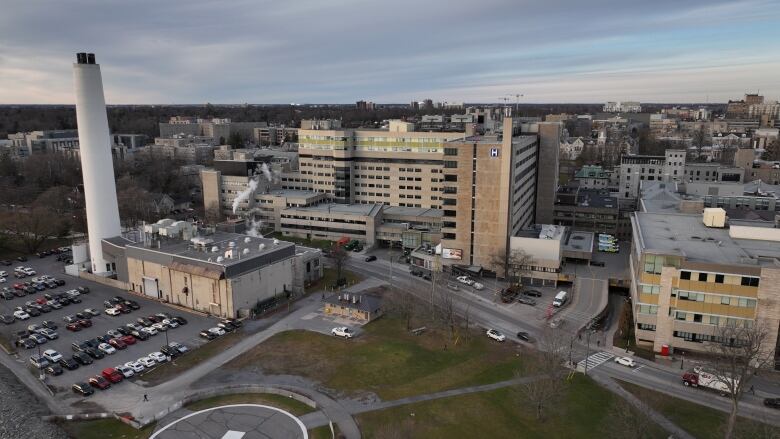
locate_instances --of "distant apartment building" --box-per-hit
[559,137,585,160]
[159,117,267,144]
[683,163,744,183]
[5,130,145,160]
[146,135,215,165]
[356,100,376,111]
[630,209,780,366]
[603,101,642,113]
[619,150,686,198]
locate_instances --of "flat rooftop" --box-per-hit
[286,203,383,217]
[127,231,294,268]
[563,231,594,253]
[266,189,322,199]
[383,206,442,218]
[634,212,780,266]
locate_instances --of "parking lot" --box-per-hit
[0,253,219,393]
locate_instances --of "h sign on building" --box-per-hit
[490,147,500,157]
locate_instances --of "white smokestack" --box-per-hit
[73,53,121,275]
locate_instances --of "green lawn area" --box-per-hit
[357,375,667,439]
[619,380,780,439]
[225,316,523,400]
[184,393,316,416]
[268,232,333,250]
[309,424,337,439]
[57,418,156,439]
[136,330,244,386]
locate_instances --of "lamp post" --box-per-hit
[680,351,685,370]
[585,330,592,375]
[164,328,171,362]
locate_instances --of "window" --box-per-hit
[637,323,656,331]
[721,296,730,305]
[693,314,703,323]
[444,148,458,156]
[444,174,458,182]
[638,304,658,315]
[698,272,708,282]
[740,276,760,287]
[444,161,458,168]
[715,274,724,284]
[641,284,660,295]
[680,271,691,280]
[708,316,720,326]
[675,311,687,321]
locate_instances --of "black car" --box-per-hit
[0,315,14,324]
[522,290,543,297]
[59,358,79,370]
[45,364,63,376]
[26,307,41,317]
[217,322,235,332]
[24,287,36,295]
[77,286,89,293]
[116,326,132,336]
[160,345,180,358]
[0,260,10,266]
[84,347,104,360]
[72,341,90,352]
[72,382,94,396]
[517,331,532,342]
[16,256,27,262]
[125,300,140,310]
[42,320,57,330]
[765,398,780,409]
[18,338,36,349]
[137,317,153,327]
[199,330,217,340]
[223,318,241,327]
[72,352,93,365]
[39,304,52,313]
[95,334,111,343]
[1,291,13,300]
[365,255,377,262]
[45,281,58,289]
[75,312,89,319]
[172,316,188,325]
[54,279,65,286]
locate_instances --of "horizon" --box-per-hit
[1,0,779,105]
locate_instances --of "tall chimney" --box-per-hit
[73,53,121,275]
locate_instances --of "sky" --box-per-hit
[1,0,779,105]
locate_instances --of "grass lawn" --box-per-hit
[307,267,362,293]
[226,316,523,400]
[356,375,667,439]
[268,232,333,250]
[136,331,244,386]
[309,424,337,439]
[57,418,156,439]
[619,380,780,439]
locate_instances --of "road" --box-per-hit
[347,255,780,427]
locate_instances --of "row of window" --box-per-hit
[675,290,757,308]
[679,270,760,287]
[673,311,753,327]
[637,323,656,331]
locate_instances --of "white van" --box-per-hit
[553,291,568,307]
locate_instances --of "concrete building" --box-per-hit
[574,165,613,189]
[603,101,642,113]
[533,122,563,224]
[103,221,322,318]
[553,187,634,240]
[619,155,667,198]
[684,163,744,183]
[630,209,780,366]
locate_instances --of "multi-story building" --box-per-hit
[159,117,267,144]
[619,155,666,198]
[553,187,635,240]
[603,101,642,113]
[683,163,743,183]
[630,208,780,366]
[573,165,613,189]
[6,130,146,160]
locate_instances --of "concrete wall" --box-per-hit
[535,122,562,224]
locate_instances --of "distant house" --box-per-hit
[151,193,175,215]
[324,293,383,323]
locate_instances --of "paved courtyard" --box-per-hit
[151,404,307,439]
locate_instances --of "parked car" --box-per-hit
[72,352,93,366]
[108,338,127,350]
[38,328,58,340]
[0,315,14,324]
[45,364,63,376]
[148,352,168,363]
[72,382,94,396]
[29,354,50,369]
[764,398,780,409]
[105,307,121,316]
[88,376,111,390]
[98,343,116,355]
[59,358,79,370]
[83,308,100,317]
[486,329,506,342]
[331,327,353,338]
[77,319,93,328]
[131,330,150,341]
[84,347,104,360]
[101,367,124,383]
[517,296,537,306]
[29,333,47,345]
[115,365,135,379]
[138,356,156,368]
[172,316,188,325]
[119,335,137,345]
[456,275,474,285]
[141,326,158,336]
[13,310,30,320]
[208,327,225,337]
[522,290,542,297]
[169,342,189,354]
[199,330,217,340]
[124,361,145,373]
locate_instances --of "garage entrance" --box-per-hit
[142,276,160,299]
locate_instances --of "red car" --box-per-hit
[13,283,24,290]
[101,368,123,383]
[119,335,136,345]
[77,319,92,328]
[108,338,127,350]
[35,297,47,305]
[66,323,82,332]
[88,375,111,390]
[115,304,131,314]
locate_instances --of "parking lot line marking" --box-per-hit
[633,365,645,372]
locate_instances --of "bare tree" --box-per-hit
[692,126,709,161]
[507,249,534,287]
[434,284,458,342]
[0,207,68,253]
[514,326,569,420]
[762,139,780,162]
[330,244,349,287]
[703,322,772,439]
[385,287,417,331]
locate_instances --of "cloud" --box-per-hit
[0,0,778,104]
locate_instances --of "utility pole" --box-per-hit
[585,330,592,375]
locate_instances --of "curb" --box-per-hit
[42,412,113,422]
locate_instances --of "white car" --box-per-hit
[486,329,506,342]
[456,275,474,285]
[98,343,116,355]
[472,282,484,290]
[14,310,30,320]
[23,268,36,276]
[162,319,179,328]
[105,307,121,316]
[614,356,637,368]
[42,349,62,363]
[331,327,353,338]
[148,352,168,363]
[115,365,135,378]
[83,308,100,317]
[66,289,80,297]
[0,277,5,283]
[124,361,145,373]
[142,326,158,336]
[0,271,7,277]
[152,322,168,332]
[169,342,189,354]
[138,357,156,368]
[208,327,226,336]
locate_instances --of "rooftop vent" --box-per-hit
[244,237,251,243]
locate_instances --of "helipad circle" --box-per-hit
[150,404,308,439]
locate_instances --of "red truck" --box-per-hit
[682,366,736,396]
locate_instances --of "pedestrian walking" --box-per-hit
[143,394,149,402]
[750,385,755,395]
[596,340,600,347]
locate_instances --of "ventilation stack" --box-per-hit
[73,52,121,275]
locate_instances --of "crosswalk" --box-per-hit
[576,351,613,371]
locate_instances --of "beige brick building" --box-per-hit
[630,209,780,366]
